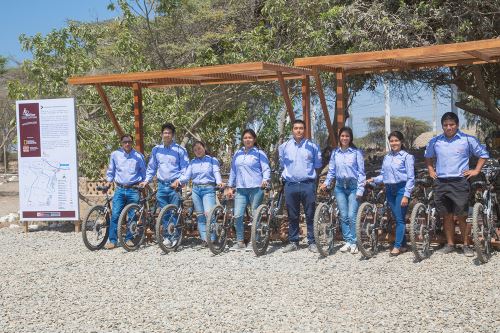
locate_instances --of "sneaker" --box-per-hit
[162,238,172,247]
[245,243,253,252]
[230,241,245,251]
[462,245,475,257]
[125,240,135,248]
[200,241,208,248]
[340,243,351,253]
[171,239,178,247]
[104,242,116,250]
[283,242,299,253]
[436,244,455,254]
[308,243,318,253]
[350,244,359,254]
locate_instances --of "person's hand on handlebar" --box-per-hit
[319,183,328,192]
[171,179,181,189]
[365,178,374,184]
[138,181,148,188]
[261,180,269,188]
[224,187,235,198]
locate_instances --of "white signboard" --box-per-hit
[16,98,79,221]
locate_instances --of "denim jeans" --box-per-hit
[334,178,359,245]
[157,181,181,241]
[191,185,217,241]
[385,182,408,249]
[109,186,140,244]
[284,181,316,244]
[234,187,264,241]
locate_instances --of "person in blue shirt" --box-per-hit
[320,127,365,254]
[280,120,322,253]
[104,134,146,250]
[179,141,223,246]
[367,131,415,256]
[226,129,271,251]
[139,123,189,247]
[425,112,489,256]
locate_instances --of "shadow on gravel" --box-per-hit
[0,191,18,197]
[27,223,76,233]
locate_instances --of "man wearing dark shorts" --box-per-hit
[425,112,489,256]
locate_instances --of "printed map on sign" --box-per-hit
[19,158,75,210]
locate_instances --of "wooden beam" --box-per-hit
[377,58,412,69]
[132,83,145,154]
[312,69,335,146]
[335,69,346,135]
[464,50,492,62]
[277,71,295,122]
[95,84,125,138]
[203,72,260,82]
[301,76,311,139]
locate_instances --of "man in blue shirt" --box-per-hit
[139,123,189,247]
[279,119,322,253]
[425,112,489,256]
[104,134,146,249]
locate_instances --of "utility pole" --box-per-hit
[450,84,458,115]
[383,78,391,152]
[432,86,438,135]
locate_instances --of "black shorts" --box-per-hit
[433,178,470,216]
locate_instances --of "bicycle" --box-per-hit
[155,187,195,253]
[409,175,441,261]
[82,185,112,251]
[472,160,500,263]
[313,186,340,257]
[251,174,286,256]
[117,185,158,252]
[355,182,394,259]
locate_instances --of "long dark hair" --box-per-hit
[192,140,211,157]
[388,131,407,151]
[241,128,259,148]
[338,127,356,148]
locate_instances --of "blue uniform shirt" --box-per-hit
[179,155,222,186]
[424,130,489,178]
[228,147,271,188]
[145,141,189,183]
[373,150,415,198]
[106,148,146,185]
[324,147,365,196]
[279,138,322,183]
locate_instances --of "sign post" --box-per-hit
[16,98,79,230]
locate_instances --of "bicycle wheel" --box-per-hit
[82,205,109,251]
[355,202,377,258]
[156,204,184,253]
[409,202,431,261]
[313,202,337,257]
[472,202,493,263]
[206,205,228,255]
[118,203,146,252]
[251,204,271,256]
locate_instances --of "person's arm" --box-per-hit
[356,150,366,197]
[138,154,147,182]
[227,154,237,188]
[105,153,115,184]
[278,143,284,170]
[179,162,192,185]
[144,148,157,183]
[313,144,323,180]
[323,150,336,187]
[403,154,415,198]
[260,151,271,183]
[424,138,437,179]
[212,158,223,186]
[464,137,490,179]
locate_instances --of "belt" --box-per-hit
[158,179,175,185]
[193,183,216,187]
[437,177,464,183]
[285,179,315,185]
[115,182,139,189]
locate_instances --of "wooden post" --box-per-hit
[276,71,295,122]
[335,69,346,133]
[95,84,125,138]
[23,221,28,233]
[301,75,311,139]
[312,69,336,146]
[74,220,81,233]
[132,83,145,154]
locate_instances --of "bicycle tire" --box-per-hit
[82,205,109,251]
[118,203,146,252]
[156,204,184,253]
[206,205,228,255]
[356,202,376,258]
[251,204,271,256]
[472,202,492,263]
[409,202,431,261]
[313,202,336,257]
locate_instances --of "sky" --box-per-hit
[1,1,462,139]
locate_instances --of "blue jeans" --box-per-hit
[157,182,181,241]
[284,181,316,244]
[109,187,140,244]
[385,182,408,249]
[191,185,217,241]
[334,179,359,245]
[234,187,264,241]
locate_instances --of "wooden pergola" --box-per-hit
[68,62,313,153]
[295,38,500,145]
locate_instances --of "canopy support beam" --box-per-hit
[335,69,346,138]
[95,84,125,139]
[312,69,335,146]
[277,71,295,122]
[301,75,311,139]
[132,83,145,154]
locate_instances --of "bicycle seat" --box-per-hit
[415,178,432,186]
[471,181,486,187]
[96,185,110,192]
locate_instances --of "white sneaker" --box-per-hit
[350,244,359,254]
[340,243,351,253]
[162,238,172,247]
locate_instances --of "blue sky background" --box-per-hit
[1,1,462,139]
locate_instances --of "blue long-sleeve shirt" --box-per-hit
[179,155,222,185]
[106,148,146,185]
[228,147,271,188]
[324,147,365,196]
[424,130,489,178]
[279,138,322,182]
[145,142,189,183]
[373,150,415,198]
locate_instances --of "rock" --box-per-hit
[8,176,18,182]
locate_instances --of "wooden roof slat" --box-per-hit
[464,50,492,62]
[377,58,412,69]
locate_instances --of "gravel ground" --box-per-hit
[0,228,499,333]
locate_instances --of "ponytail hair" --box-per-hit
[388,131,407,151]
